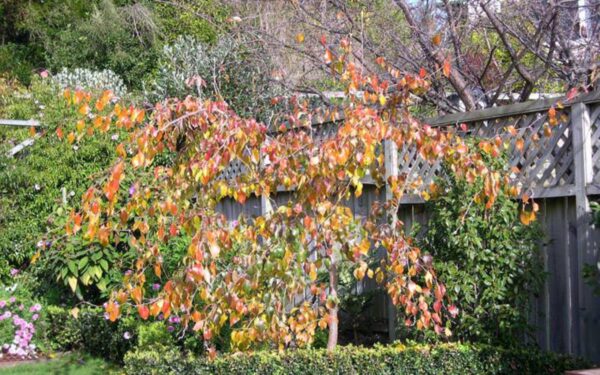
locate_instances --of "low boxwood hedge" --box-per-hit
[123,342,591,375]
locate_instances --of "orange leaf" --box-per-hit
[78,104,90,116]
[515,138,524,152]
[442,58,451,78]
[131,286,143,304]
[432,33,442,46]
[519,209,535,225]
[106,301,120,322]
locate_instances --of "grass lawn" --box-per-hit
[0,353,118,375]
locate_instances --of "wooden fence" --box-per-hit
[216,90,600,362]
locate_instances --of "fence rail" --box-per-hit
[0,119,41,127]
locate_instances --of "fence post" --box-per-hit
[384,139,398,342]
[260,150,273,216]
[571,102,593,356]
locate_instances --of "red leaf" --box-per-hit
[448,305,459,318]
[138,305,149,320]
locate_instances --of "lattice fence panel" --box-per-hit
[220,108,577,195]
[398,109,575,194]
[219,121,340,181]
[590,103,600,185]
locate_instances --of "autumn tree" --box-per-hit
[53,39,538,354]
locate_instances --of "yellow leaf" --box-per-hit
[355,181,363,197]
[295,33,305,43]
[76,120,85,133]
[70,307,80,319]
[67,277,78,292]
[30,251,41,264]
[309,263,317,281]
[379,94,386,106]
[353,267,365,281]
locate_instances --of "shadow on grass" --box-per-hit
[0,353,118,375]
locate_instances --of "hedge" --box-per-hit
[123,342,591,375]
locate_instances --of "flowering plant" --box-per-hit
[0,274,43,359]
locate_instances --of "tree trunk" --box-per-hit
[327,254,339,352]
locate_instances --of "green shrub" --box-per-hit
[0,77,118,287]
[411,150,544,346]
[144,35,284,120]
[30,0,160,88]
[136,322,175,350]
[42,306,81,351]
[41,305,137,362]
[0,43,36,85]
[123,343,590,375]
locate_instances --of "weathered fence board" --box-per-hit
[0,119,40,127]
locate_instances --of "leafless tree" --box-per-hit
[224,0,600,114]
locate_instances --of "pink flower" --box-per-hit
[10,269,19,277]
[32,314,39,321]
[0,301,6,308]
[39,70,49,78]
[9,297,16,303]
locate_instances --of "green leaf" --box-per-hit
[67,260,78,276]
[78,256,89,270]
[99,259,109,272]
[97,278,108,291]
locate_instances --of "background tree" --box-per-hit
[224,0,599,113]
